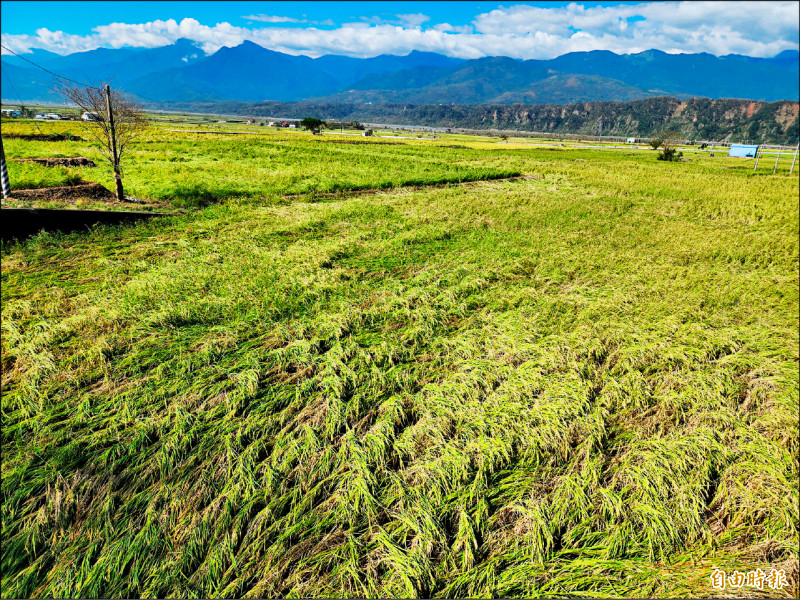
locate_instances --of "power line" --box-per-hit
[1,67,25,106]
[1,43,96,89]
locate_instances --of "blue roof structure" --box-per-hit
[729,144,759,158]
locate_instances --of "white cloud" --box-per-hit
[433,23,474,34]
[242,15,307,24]
[396,13,430,28]
[1,3,797,60]
[472,1,799,57]
[353,13,430,28]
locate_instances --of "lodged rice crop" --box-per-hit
[1,121,798,598]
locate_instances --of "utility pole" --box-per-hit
[105,84,123,202]
[0,137,11,199]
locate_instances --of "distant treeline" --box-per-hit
[149,97,799,144]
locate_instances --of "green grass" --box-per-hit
[3,159,85,190]
[3,120,519,207]
[1,118,798,598]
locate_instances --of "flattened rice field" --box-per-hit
[1,120,798,598]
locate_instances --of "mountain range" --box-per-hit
[1,39,798,106]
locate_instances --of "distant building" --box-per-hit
[626,137,636,144]
[247,118,255,124]
[729,144,759,158]
[268,121,276,126]
[288,123,296,128]
[81,112,99,121]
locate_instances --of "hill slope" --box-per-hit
[161,96,799,144]
[0,39,205,102]
[316,48,798,104]
[127,41,340,102]
[544,49,799,100]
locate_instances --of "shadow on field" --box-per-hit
[281,171,525,201]
[1,207,167,242]
[167,183,248,207]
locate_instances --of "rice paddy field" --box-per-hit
[1,117,799,598]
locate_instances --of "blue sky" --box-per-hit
[1,2,650,35]
[1,1,798,59]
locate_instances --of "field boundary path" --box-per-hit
[280,172,534,201]
[161,128,263,135]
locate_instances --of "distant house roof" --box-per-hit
[729,144,759,158]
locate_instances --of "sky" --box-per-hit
[1,1,798,59]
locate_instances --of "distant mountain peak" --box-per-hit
[216,40,260,53]
[406,49,447,57]
[173,38,201,49]
[4,44,797,105]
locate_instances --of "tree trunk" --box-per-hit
[113,167,124,202]
[105,84,124,202]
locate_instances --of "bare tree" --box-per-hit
[59,83,147,201]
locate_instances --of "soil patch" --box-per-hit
[5,183,171,211]
[10,183,113,201]
[3,133,85,142]
[14,157,97,167]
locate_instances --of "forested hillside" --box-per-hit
[155,97,800,144]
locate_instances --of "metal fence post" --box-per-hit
[0,138,11,199]
[773,146,782,174]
